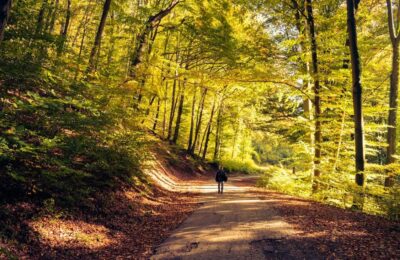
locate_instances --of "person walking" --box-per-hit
[215,166,228,194]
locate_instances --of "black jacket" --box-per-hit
[215,170,227,182]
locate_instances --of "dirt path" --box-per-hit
[151,176,304,260]
[150,175,400,260]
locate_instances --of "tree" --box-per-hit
[57,0,71,54]
[305,0,322,191]
[346,0,365,187]
[130,0,180,77]
[87,0,112,73]
[386,0,400,164]
[0,0,12,43]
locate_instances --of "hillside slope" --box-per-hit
[0,139,211,259]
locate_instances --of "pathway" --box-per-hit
[151,176,305,260]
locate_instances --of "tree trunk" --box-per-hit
[57,0,71,54]
[36,0,48,36]
[48,0,59,34]
[172,80,185,143]
[291,0,315,175]
[167,77,178,140]
[106,11,116,72]
[202,98,217,159]
[73,8,92,81]
[346,0,365,188]
[187,86,197,152]
[153,97,161,132]
[214,100,223,161]
[306,0,322,191]
[87,0,112,73]
[162,81,169,139]
[130,0,180,77]
[387,43,399,164]
[386,0,400,165]
[0,0,12,43]
[190,88,207,154]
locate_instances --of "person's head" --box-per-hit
[219,165,224,171]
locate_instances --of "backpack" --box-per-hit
[223,173,228,182]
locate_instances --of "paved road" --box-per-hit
[151,176,299,260]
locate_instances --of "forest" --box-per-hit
[0,0,400,258]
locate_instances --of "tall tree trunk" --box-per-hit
[386,0,400,165]
[153,97,161,132]
[57,0,71,54]
[202,98,217,159]
[73,6,92,81]
[190,88,207,155]
[87,0,112,73]
[173,79,186,144]
[162,81,169,139]
[36,0,48,36]
[291,0,315,175]
[48,0,59,33]
[106,11,116,72]
[187,86,197,152]
[0,0,12,43]
[167,77,178,140]
[213,101,223,161]
[306,0,322,191]
[346,0,365,189]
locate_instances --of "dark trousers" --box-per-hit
[218,181,224,194]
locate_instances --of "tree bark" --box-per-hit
[190,88,207,155]
[162,81,169,139]
[87,0,112,73]
[48,0,59,34]
[173,80,185,144]
[167,77,178,140]
[0,0,12,43]
[36,0,48,36]
[213,101,223,161]
[346,0,365,188]
[57,0,71,54]
[187,86,197,152]
[305,0,322,191]
[153,97,161,132]
[202,98,217,159]
[386,0,400,165]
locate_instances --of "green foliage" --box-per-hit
[258,166,312,196]
[221,158,265,174]
[0,68,146,207]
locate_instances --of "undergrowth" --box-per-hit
[258,165,400,220]
[0,65,148,209]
